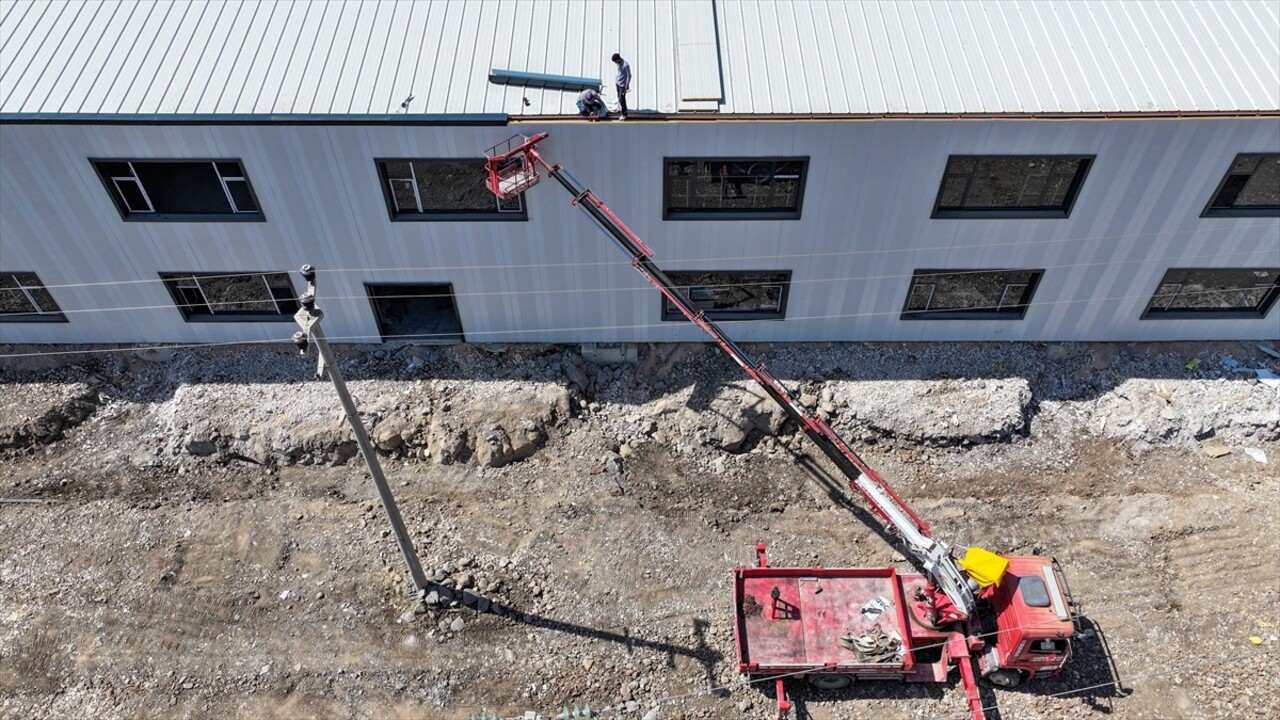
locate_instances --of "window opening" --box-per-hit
[1204,153,1280,216]
[933,156,1091,218]
[1143,268,1280,318]
[0,272,67,321]
[902,270,1043,319]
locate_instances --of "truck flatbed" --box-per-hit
[735,561,962,687]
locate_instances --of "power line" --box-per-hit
[3,279,1275,360]
[21,221,1280,292]
[8,247,1277,319]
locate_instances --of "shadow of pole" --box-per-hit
[421,583,723,684]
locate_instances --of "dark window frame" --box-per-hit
[900,268,1044,320]
[364,282,466,343]
[374,158,528,222]
[931,155,1094,219]
[659,270,792,322]
[662,157,809,221]
[90,158,266,222]
[1201,153,1280,218]
[1140,267,1280,320]
[0,271,68,323]
[159,271,299,322]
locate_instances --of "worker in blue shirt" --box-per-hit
[577,88,607,120]
[612,53,631,118]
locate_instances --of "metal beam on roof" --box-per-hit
[488,69,600,92]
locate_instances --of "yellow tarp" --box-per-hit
[959,547,1009,588]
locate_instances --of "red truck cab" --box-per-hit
[979,555,1075,686]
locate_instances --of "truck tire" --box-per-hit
[985,669,1024,688]
[807,673,853,690]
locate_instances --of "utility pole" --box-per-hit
[291,264,428,599]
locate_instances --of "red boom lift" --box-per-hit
[483,133,1077,720]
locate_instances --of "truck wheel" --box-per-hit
[986,669,1024,688]
[807,673,852,690]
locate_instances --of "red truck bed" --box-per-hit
[734,565,959,684]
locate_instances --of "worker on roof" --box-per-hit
[577,88,608,120]
[612,53,631,119]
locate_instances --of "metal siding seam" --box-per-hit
[1011,2,1061,112]
[912,2,949,112]
[202,0,260,114]
[107,0,173,113]
[421,0,451,114]
[973,0,1020,113]
[286,0,331,115]
[255,0,307,114]
[833,0,869,113]
[340,1,382,114]
[1,0,65,111]
[128,0,194,114]
[855,1,896,110]
[928,2,969,112]
[1162,2,1229,113]
[176,0,233,114]
[805,1,836,113]
[240,0,295,113]
[306,0,350,114]
[403,0,433,114]
[1211,1,1277,110]
[1135,3,1197,110]
[24,0,104,113]
[898,0,940,113]
[363,0,403,114]
[153,0,216,114]
[0,0,28,33]
[1051,1,1110,112]
[743,0,772,112]
[78,0,149,114]
[221,0,276,113]
[986,0,1038,113]
[1096,2,1159,111]
[455,0,486,115]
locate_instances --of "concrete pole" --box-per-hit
[293,266,428,598]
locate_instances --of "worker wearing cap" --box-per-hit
[612,53,631,118]
[576,88,607,120]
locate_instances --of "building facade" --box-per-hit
[2,1,1277,345]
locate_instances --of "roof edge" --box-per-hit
[514,110,1280,122]
[0,113,510,126]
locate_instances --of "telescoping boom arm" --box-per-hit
[483,133,976,618]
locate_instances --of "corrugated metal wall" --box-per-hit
[1,118,1277,345]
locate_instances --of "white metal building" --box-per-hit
[2,0,1278,346]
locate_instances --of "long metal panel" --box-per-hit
[674,0,720,107]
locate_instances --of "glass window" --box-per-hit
[377,159,524,220]
[933,156,1092,218]
[1204,153,1280,217]
[902,269,1042,320]
[1142,268,1280,319]
[160,272,298,322]
[0,271,67,322]
[661,271,790,321]
[664,158,807,219]
[93,160,261,219]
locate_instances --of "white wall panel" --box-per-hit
[1,118,1278,347]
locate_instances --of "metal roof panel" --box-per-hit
[1,0,1276,117]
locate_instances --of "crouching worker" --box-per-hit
[576,88,608,120]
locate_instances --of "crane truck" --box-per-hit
[482,133,1077,720]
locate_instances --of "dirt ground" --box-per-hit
[1,340,1277,720]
